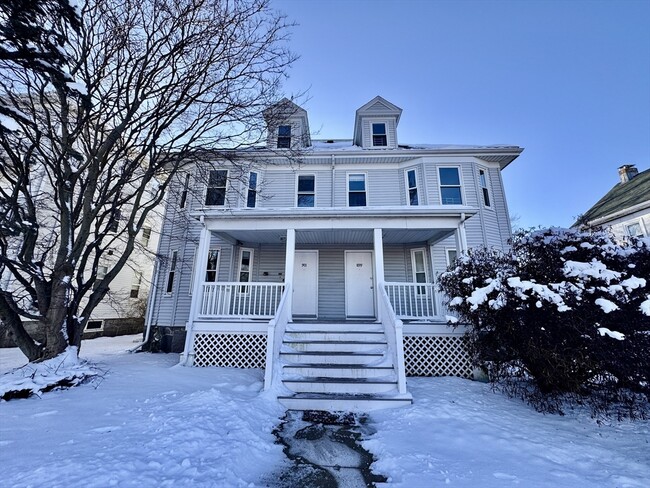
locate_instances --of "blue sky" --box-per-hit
[273,0,650,228]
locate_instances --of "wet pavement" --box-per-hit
[267,410,387,488]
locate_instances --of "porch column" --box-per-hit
[283,228,296,322]
[456,217,468,254]
[181,224,211,365]
[373,228,385,322]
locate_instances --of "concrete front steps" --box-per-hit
[277,322,413,411]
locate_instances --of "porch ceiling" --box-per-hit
[214,228,455,245]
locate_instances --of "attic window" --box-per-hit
[372,123,387,147]
[277,125,291,148]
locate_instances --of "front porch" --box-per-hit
[181,208,474,409]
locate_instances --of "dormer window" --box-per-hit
[372,123,387,147]
[277,125,292,148]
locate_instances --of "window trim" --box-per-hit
[237,248,254,294]
[438,166,464,205]
[445,248,458,267]
[626,221,645,237]
[130,271,142,299]
[204,169,229,207]
[347,172,368,207]
[410,248,430,295]
[296,173,316,207]
[404,167,420,206]
[277,124,292,149]
[246,171,259,208]
[179,172,191,209]
[479,168,492,209]
[371,121,388,147]
[165,250,178,295]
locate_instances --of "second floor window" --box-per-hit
[372,123,387,146]
[205,249,220,282]
[238,249,253,293]
[141,226,152,248]
[406,169,419,205]
[348,173,367,207]
[439,167,462,205]
[277,125,291,148]
[479,169,491,207]
[165,250,178,294]
[411,248,429,295]
[205,170,227,206]
[247,172,258,208]
[297,174,315,207]
[130,271,142,298]
[179,173,190,209]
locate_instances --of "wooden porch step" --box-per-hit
[285,323,382,333]
[283,364,394,379]
[280,351,388,365]
[277,393,413,412]
[282,340,387,353]
[285,330,385,341]
[283,378,397,394]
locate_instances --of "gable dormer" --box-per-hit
[263,98,311,149]
[353,96,402,149]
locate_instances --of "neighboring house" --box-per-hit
[0,168,162,346]
[575,165,650,239]
[147,96,523,410]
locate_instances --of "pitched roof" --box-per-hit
[579,167,650,225]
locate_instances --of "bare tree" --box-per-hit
[0,0,295,362]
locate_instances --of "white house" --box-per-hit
[576,165,650,239]
[146,96,523,410]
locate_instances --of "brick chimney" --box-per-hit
[618,164,639,183]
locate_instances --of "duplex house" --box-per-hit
[147,96,523,410]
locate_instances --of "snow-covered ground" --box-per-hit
[1,336,649,487]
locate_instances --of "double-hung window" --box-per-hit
[205,170,228,206]
[406,168,419,206]
[205,249,220,282]
[141,226,152,248]
[247,172,258,208]
[277,125,291,148]
[297,174,315,207]
[179,173,190,209]
[439,167,463,205]
[165,250,178,294]
[372,123,387,147]
[446,249,458,267]
[479,169,491,207]
[627,222,643,237]
[130,271,142,298]
[94,265,108,291]
[238,249,253,293]
[411,249,429,295]
[348,173,367,207]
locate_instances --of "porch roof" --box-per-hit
[197,206,476,245]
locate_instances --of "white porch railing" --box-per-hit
[378,284,408,395]
[264,284,292,391]
[199,282,285,319]
[384,282,438,320]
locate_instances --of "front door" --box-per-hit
[345,251,375,317]
[293,251,318,316]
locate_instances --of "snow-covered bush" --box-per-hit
[439,228,650,418]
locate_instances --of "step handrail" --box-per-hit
[378,282,408,394]
[264,283,292,391]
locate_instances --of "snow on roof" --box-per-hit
[308,139,519,152]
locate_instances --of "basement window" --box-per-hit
[85,320,104,331]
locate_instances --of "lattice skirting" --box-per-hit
[404,334,472,378]
[192,333,267,368]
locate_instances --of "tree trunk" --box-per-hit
[0,298,42,361]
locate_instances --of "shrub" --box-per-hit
[439,227,650,418]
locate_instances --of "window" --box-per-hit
[165,250,178,294]
[277,125,291,148]
[85,320,103,331]
[94,265,108,291]
[372,123,387,147]
[479,169,491,207]
[237,249,253,293]
[247,172,258,208]
[141,226,152,248]
[179,173,190,209]
[205,249,220,282]
[406,168,419,206]
[130,271,142,298]
[439,167,462,205]
[205,170,227,206]
[108,210,121,232]
[348,173,367,207]
[297,174,315,207]
[627,222,643,237]
[446,249,458,267]
[411,249,429,295]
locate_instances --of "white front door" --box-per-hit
[293,251,318,316]
[345,251,375,317]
